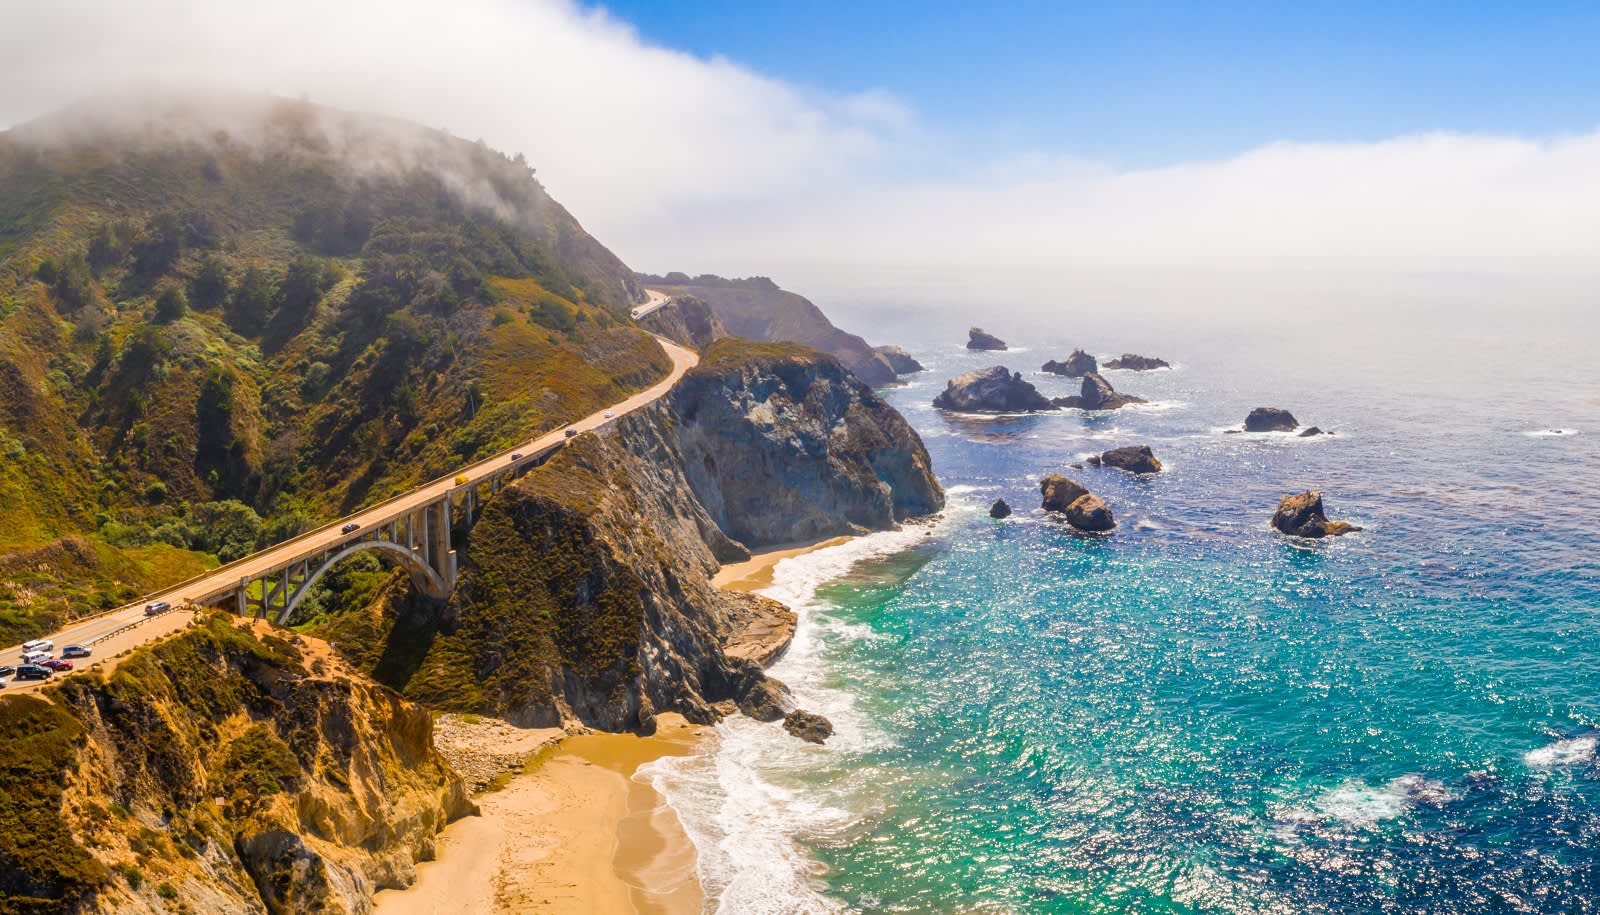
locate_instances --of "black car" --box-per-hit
[13,664,51,681]
[564,428,579,438]
[511,452,524,461]
[0,665,14,678]
[341,522,361,534]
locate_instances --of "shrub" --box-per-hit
[153,286,188,323]
[156,881,178,899]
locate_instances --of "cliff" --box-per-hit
[636,294,729,350]
[321,341,943,732]
[637,273,899,385]
[0,613,471,914]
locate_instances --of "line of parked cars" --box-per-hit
[3,638,91,687]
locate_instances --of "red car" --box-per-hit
[40,658,73,672]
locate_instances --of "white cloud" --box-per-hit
[5,0,1600,307]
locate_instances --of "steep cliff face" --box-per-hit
[331,341,942,732]
[0,614,470,915]
[636,295,729,350]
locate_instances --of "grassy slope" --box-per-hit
[0,97,667,643]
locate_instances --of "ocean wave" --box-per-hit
[1523,428,1579,437]
[647,521,948,911]
[1524,735,1597,768]
[1277,774,1454,833]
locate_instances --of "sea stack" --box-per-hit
[1098,445,1163,474]
[1271,491,1362,538]
[1040,475,1116,532]
[967,327,1009,351]
[990,498,1012,518]
[1104,353,1170,371]
[1244,407,1299,432]
[875,345,925,374]
[1052,372,1147,411]
[783,709,834,744]
[1042,349,1097,377]
[933,366,1057,413]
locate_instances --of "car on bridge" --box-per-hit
[62,645,91,659]
[144,600,171,615]
[511,453,523,461]
[565,428,579,438]
[341,522,361,534]
[13,664,51,681]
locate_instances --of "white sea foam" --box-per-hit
[1277,773,1453,833]
[1524,735,1597,767]
[643,521,947,911]
[1523,428,1579,437]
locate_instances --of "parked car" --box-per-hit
[61,645,91,659]
[13,664,51,681]
[20,650,47,664]
[341,522,361,534]
[21,639,53,654]
[40,658,73,672]
[144,600,171,615]
[564,428,579,438]
[0,665,15,678]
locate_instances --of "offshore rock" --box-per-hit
[1064,494,1116,532]
[989,498,1012,519]
[934,366,1057,413]
[967,327,1009,350]
[783,709,834,744]
[1042,349,1097,377]
[1271,490,1362,538]
[1052,372,1147,411]
[1099,445,1163,475]
[1299,426,1326,437]
[1040,474,1089,513]
[875,345,925,374]
[1244,407,1299,432]
[1104,353,1170,371]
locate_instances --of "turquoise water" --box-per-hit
[647,309,1600,914]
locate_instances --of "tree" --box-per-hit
[187,500,263,562]
[190,255,230,310]
[226,266,274,336]
[153,286,187,323]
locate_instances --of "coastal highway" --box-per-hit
[0,331,698,696]
[629,288,672,320]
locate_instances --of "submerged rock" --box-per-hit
[875,345,925,374]
[1052,371,1147,411]
[1039,474,1089,513]
[1271,490,1362,538]
[1099,445,1163,474]
[933,366,1058,413]
[1064,493,1116,532]
[1244,407,1299,432]
[1042,349,1097,377]
[967,327,1009,350]
[1104,353,1170,371]
[783,709,834,744]
[989,498,1012,519]
[1298,426,1326,437]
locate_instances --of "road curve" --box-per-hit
[629,288,672,321]
[0,333,699,696]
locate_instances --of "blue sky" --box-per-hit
[601,1,1600,167]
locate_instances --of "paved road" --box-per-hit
[629,288,672,321]
[0,333,698,696]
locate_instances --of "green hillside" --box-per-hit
[0,96,669,642]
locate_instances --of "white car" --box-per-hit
[603,411,614,418]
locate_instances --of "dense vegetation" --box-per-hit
[0,97,668,642]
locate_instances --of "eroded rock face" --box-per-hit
[875,345,925,375]
[783,709,834,744]
[1271,490,1362,538]
[1042,349,1097,377]
[989,498,1012,519]
[1244,407,1299,432]
[967,327,1008,350]
[1040,475,1089,513]
[1099,445,1163,475]
[1053,372,1147,411]
[1104,353,1170,371]
[1064,494,1116,532]
[934,366,1057,413]
[636,295,729,350]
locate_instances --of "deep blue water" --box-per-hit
[648,308,1600,914]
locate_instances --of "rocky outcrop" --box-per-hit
[874,345,925,375]
[0,614,473,915]
[1271,491,1362,538]
[933,366,1057,413]
[782,710,834,745]
[1104,353,1170,371]
[1052,372,1147,411]
[1040,475,1114,532]
[1098,445,1163,475]
[636,274,899,385]
[349,341,941,735]
[989,499,1012,519]
[966,327,1008,351]
[1042,349,1097,377]
[1244,407,1299,432]
[1298,426,1326,437]
[637,295,730,350]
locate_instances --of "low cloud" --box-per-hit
[5,0,1600,306]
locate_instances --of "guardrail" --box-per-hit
[87,604,184,647]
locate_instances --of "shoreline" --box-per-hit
[376,536,854,914]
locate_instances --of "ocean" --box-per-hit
[643,295,1600,914]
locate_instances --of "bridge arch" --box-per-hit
[275,539,449,625]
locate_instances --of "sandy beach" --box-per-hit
[712,535,853,592]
